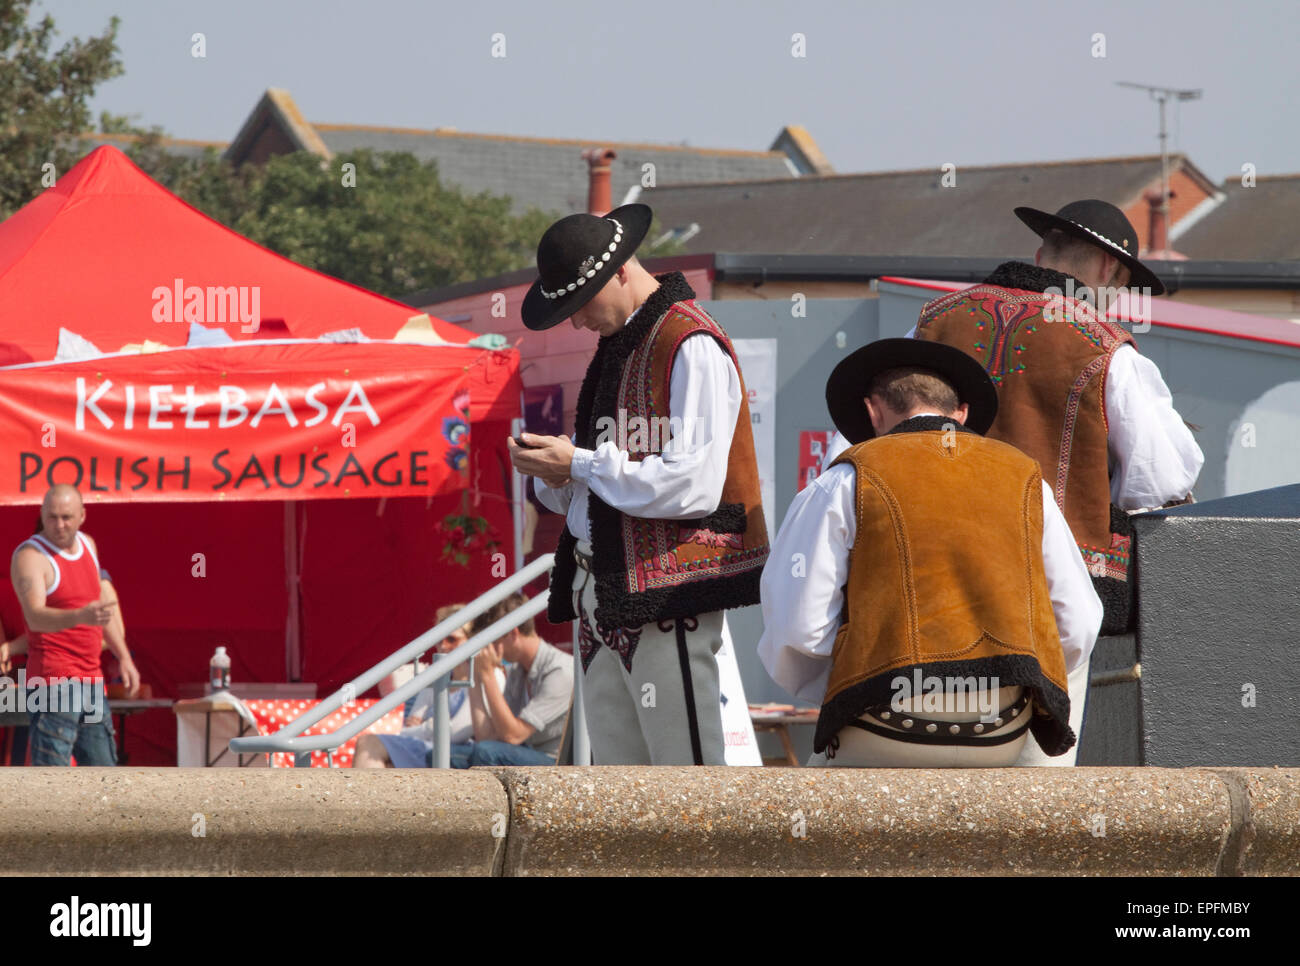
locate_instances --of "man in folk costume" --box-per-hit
[510,204,768,765]
[758,340,1102,767]
[912,200,1203,764]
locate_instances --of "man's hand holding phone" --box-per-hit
[507,432,574,488]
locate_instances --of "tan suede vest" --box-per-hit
[916,285,1135,580]
[815,421,1072,756]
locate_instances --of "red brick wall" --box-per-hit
[1124,168,1214,252]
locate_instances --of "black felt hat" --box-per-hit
[520,204,653,331]
[826,338,999,444]
[1014,199,1166,296]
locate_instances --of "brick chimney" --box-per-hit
[582,148,617,216]
[1143,186,1186,260]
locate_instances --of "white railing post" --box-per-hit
[432,672,451,769]
[511,415,525,573]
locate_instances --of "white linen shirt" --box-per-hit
[1103,344,1204,509]
[534,333,742,540]
[757,433,1103,704]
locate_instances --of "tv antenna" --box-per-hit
[1117,82,1202,252]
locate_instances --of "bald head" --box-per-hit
[40,485,85,549]
[43,484,83,512]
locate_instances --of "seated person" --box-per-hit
[376,604,466,701]
[456,591,573,767]
[758,339,1102,767]
[401,605,471,728]
[353,606,494,768]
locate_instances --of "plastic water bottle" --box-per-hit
[209,646,231,693]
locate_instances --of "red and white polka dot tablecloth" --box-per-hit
[243,698,404,768]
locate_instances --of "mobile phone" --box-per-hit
[512,429,534,448]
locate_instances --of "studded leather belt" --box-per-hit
[845,690,1034,747]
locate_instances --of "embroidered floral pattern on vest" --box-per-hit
[679,527,745,551]
[1079,532,1132,582]
[546,272,768,631]
[614,301,768,597]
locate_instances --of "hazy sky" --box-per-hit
[37,0,1300,183]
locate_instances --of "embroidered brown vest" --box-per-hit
[815,417,1072,757]
[914,280,1135,584]
[547,272,769,630]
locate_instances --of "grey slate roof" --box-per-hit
[641,155,1208,257]
[72,132,226,161]
[1174,177,1300,261]
[313,125,796,216]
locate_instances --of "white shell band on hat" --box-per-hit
[1070,220,1130,252]
[540,219,625,300]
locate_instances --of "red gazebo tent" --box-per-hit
[0,146,523,763]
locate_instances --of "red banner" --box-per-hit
[0,344,474,504]
[798,430,836,492]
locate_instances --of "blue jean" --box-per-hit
[27,681,117,767]
[432,739,554,768]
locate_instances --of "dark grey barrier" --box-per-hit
[1131,484,1300,766]
[1077,633,1141,765]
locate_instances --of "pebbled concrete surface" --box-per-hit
[0,769,508,876]
[496,767,1235,877]
[3,766,1295,876]
[1221,768,1300,877]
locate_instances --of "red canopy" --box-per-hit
[0,147,524,764]
[0,145,471,363]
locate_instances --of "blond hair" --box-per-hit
[868,367,959,416]
[436,603,472,637]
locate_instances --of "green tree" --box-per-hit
[142,148,556,296]
[122,145,684,297]
[0,1,123,219]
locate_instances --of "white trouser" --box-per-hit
[572,546,725,766]
[1015,655,1091,766]
[806,686,1029,768]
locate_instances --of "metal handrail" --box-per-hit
[229,553,565,766]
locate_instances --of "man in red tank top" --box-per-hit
[11,485,138,766]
